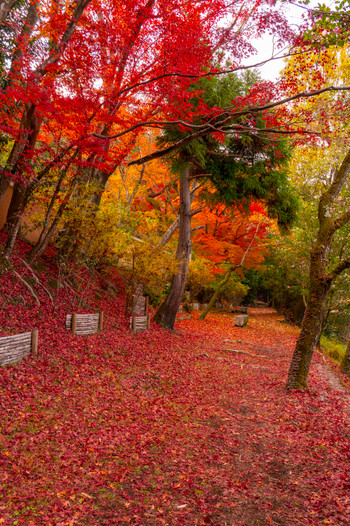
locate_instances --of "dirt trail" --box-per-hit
[2,305,350,525]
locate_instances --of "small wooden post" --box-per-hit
[71,313,77,334]
[98,311,104,332]
[147,314,151,330]
[31,329,38,355]
[145,296,149,315]
[132,315,136,333]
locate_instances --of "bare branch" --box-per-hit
[128,86,350,166]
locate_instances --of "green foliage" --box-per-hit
[189,266,248,305]
[183,302,192,313]
[206,132,299,230]
[259,234,308,324]
[241,268,270,305]
[159,72,299,230]
[319,335,346,364]
[130,246,176,308]
[186,257,215,300]
[218,275,249,305]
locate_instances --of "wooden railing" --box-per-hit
[130,314,151,334]
[65,312,104,335]
[0,329,38,366]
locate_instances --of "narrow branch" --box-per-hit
[328,259,350,282]
[128,86,350,166]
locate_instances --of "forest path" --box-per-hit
[1,306,350,525]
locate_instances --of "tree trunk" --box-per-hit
[285,228,333,389]
[27,173,78,263]
[4,0,39,90]
[153,164,191,330]
[200,268,233,320]
[286,277,331,389]
[286,148,350,389]
[0,103,41,206]
[3,184,33,257]
[0,0,17,25]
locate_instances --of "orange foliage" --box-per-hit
[192,200,273,272]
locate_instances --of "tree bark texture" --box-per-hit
[0,0,17,25]
[286,148,350,389]
[154,165,191,330]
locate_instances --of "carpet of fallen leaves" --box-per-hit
[1,239,350,525]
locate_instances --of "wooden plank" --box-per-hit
[0,335,32,346]
[1,347,30,359]
[77,315,99,322]
[98,311,104,332]
[66,313,101,334]
[71,313,77,334]
[0,342,31,354]
[76,322,98,327]
[31,329,38,355]
[76,317,99,324]
[130,315,149,333]
[0,332,31,345]
[0,348,30,366]
[0,340,31,352]
[0,348,30,360]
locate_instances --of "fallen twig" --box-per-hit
[20,258,54,305]
[221,348,253,355]
[12,269,40,305]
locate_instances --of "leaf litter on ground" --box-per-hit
[1,240,350,525]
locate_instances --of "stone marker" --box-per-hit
[234,314,249,327]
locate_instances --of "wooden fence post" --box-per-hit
[145,296,149,315]
[147,314,151,330]
[71,313,77,334]
[31,329,38,355]
[132,315,136,333]
[98,311,104,332]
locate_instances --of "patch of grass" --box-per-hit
[319,335,346,364]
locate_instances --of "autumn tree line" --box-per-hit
[1,0,350,388]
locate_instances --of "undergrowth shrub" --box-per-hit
[319,335,346,364]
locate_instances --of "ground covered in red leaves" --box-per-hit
[1,241,350,525]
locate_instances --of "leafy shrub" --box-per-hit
[219,277,249,305]
[186,257,216,300]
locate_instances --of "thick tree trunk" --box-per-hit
[5,183,28,231]
[286,275,331,389]
[154,165,191,330]
[286,224,334,390]
[286,148,350,389]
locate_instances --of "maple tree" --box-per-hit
[143,71,299,330]
[191,201,272,319]
[1,0,297,257]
